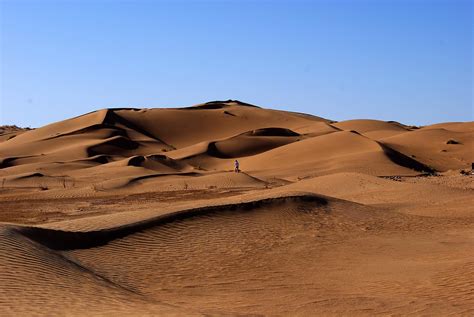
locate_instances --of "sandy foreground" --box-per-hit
[0,100,473,316]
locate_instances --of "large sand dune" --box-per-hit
[0,100,473,316]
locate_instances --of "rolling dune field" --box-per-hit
[0,100,473,316]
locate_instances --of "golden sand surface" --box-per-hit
[1,101,473,315]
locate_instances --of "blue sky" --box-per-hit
[1,0,472,127]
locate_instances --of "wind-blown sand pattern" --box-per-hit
[0,100,473,316]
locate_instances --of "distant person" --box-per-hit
[234,160,240,173]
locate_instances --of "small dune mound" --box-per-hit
[0,125,30,134]
[421,121,474,133]
[332,119,411,139]
[108,154,191,172]
[292,121,341,137]
[205,128,301,159]
[43,124,127,141]
[184,100,261,111]
[245,127,300,137]
[73,154,196,189]
[165,128,302,161]
[380,128,473,171]
[446,139,461,145]
[333,119,410,133]
[76,154,110,164]
[145,154,191,171]
[125,155,146,167]
[186,102,227,110]
[0,157,21,169]
[86,136,139,156]
[9,172,45,179]
[238,130,424,179]
[0,125,31,143]
[377,143,435,174]
[1,172,70,190]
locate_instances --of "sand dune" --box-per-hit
[421,121,474,132]
[1,100,471,190]
[380,127,474,171]
[210,128,301,158]
[0,125,31,142]
[240,130,432,180]
[2,193,473,315]
[115,101,328,148]
[280,172,474,217]
[332,119,411,139]
[0,225,197,316]
[0,100,473,316]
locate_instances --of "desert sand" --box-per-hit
[0,100,473,316]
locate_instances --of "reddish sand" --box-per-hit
[0,100,473,316]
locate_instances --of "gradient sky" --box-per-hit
[1,0,472,128]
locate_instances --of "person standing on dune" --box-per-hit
[234,160,240,173]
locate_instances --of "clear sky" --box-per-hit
[1,0,472,127]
